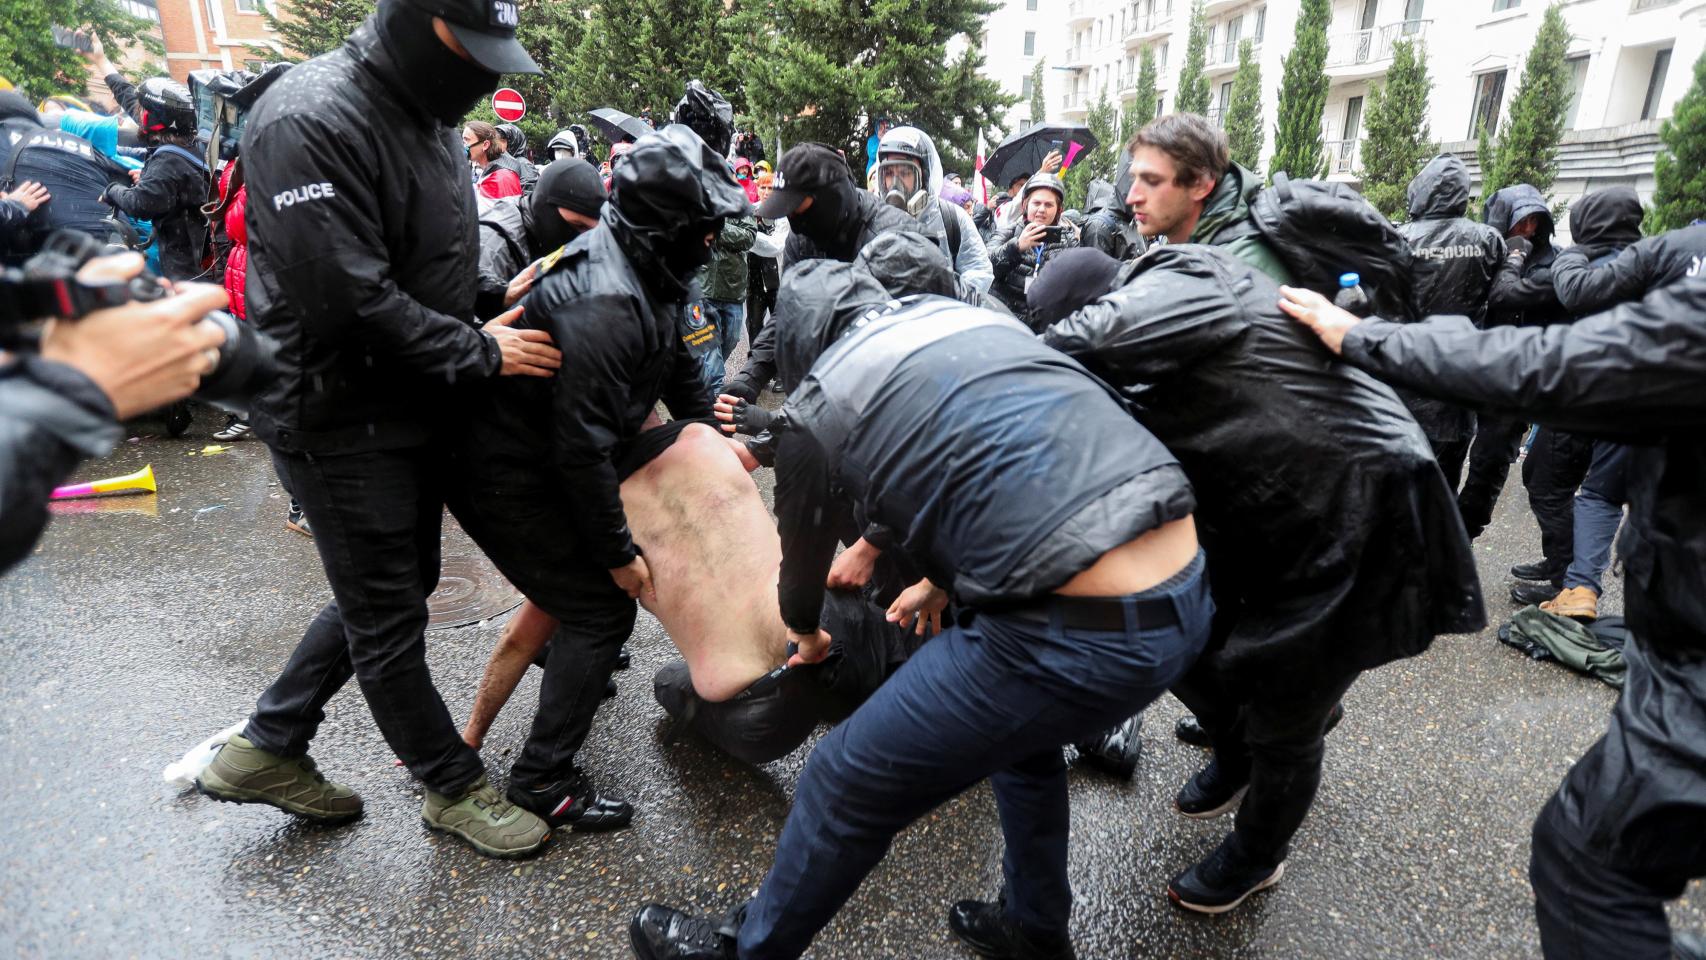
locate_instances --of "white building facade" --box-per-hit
[977,0,1702,218]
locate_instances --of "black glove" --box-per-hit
[725,396,775,436]
[1506,236,1533,259]
[722,375,759,404]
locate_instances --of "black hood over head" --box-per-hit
[371,0,500,126]
[774,259,893,392]
[1111,150,1135,224]
[0,91,40,126]
[604,123,751,295]
[672,80,734,156]
[1484,183,1554,242]
[854,231,956,299]
[524,157,605,253]
[1406,154,1471,221]
[1025,246,1121,327]
[1568,186,1643,252]
[1084,179,1117,215]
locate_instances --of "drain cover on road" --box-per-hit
[427,553,523,629]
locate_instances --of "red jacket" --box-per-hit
[476,164,522,201]
[220,165,249,320]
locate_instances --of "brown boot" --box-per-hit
[1540,586,1599,621]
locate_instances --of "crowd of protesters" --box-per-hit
[2,2,1703,959]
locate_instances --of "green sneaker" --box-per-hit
[422,776,550,859]
[195,734,363,824]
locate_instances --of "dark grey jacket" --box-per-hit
[0,357,121,574]
[1552,222,1706,316]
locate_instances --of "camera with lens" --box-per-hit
[0,230,279,411]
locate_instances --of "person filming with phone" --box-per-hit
[988,171,1078,329]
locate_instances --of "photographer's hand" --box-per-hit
[38,253,229,418]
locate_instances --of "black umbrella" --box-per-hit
[587,107,654,144]
[981,123,1099,191]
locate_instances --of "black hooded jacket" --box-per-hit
[1485,184,1568,327]
[772,264,1193,632]
[472,160,603,319]
[463,125,743,570]
[1399,156,1505,326]
[1079,178,1142,262]
[1551,209,1706,316]
[1342,277,1706,653]
[100,73,210,281]
[242,20,504,453]
[723,183,919,401]
[1041,244,1484,684]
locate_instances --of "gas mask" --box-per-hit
[876,155,930,217]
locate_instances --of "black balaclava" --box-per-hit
[526,156,605,254]
[373,0,500,126]
[790,177,856,256]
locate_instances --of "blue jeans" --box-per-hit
[1562,441,1632,594]
[737,553,1214,959]
[698,299,746,400]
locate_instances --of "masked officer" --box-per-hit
[194,0,566,860]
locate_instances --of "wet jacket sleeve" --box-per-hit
[1488,255,1563,323]
[1341,285,1706,435]
[103,73,140,122]
[1549,244,1654,315]
[474,222,524,321]
[989,232,1023,282]
[244,113,501,382]
[950,205,994,294]
[724,320,776,401]
[718,215,757,255]
[661,328,715,422]
[0,199,26,237]
[775,426,843,633]
[103,155,199,222]
[0,357,121,576]
[1040,272,1247,383]
[548,292,643,569]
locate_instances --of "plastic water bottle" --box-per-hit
[1333,272,1371,316]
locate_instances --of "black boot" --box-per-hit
[947,898,1076,960]
[1510,560,1560,582]
[616,645,633,670]
[1174,713,1213,748]
[1073,713,1143,779]
[1167,834,1285,914]
[1510,580,1561,606]
[507,767,633,832]
[629,903,740,960]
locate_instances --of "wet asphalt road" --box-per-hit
[2,404,1702,960]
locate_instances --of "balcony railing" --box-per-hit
[1206,38,1256,68]
[1322,138,1362,174]
[1326,20,1430,69]
[1061,45,1092,69]
[1207,106,1225,127]
[1124,13,1174,39]
[1062,92,1088,111]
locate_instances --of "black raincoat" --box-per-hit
[1551,215,1706,316]
[1079,178,1142,262]
[723,184,919,401]
[468,125,744,570]
[242,22,502,454]
[0,356,121,576]
[1485,184,1568,327]
[772,263,1193,631]
[854,230,1015,316]
[1041,244,1484,684]
[1395,155,1506,446]
[100,73,211,281]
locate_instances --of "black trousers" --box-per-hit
[245,445,484,796]
[1520,427,1596,581]
[1529,591,1706,959]
[1172,656,1360,866]
[443,447,636,788]
[1458,414,1527,539]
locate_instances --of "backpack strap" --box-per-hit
[153,143,210,172]
[937,197,962,263]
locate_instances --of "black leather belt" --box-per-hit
[1001,593,1180,631]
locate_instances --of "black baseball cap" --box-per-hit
[756,142,852,219]
[403,0,540,75]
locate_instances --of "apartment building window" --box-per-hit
[1022,75,1034,98]
[1216,81,1232,125]
[236,0,262,11]
[119,0,160,19]
[1253,7,1266,41]
[1404,0,1425,22]
[1469,69,1507,136]
[1159,42,1169,72]
[1206,23,1217,53]
[1224,16,1241,60]
[1156,95,1166,117]
[1020,118,1034,133]
[1641,47,1673,120]
[1563,55,1590,129]
[1024,31,1036,56]
[1491,0,1520,10]
[1027,0,1038,8]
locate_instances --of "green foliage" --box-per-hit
[1270,0,1329,181]
[456,0,588,153]
[1063,87,1117,209]
[1479,2,1571,203]
[1646,49,1706,233]
[1174,0,1210,116]
[1357,37,1433,221]
[1123,46,1159,144]
[1029,58,1047,124]
[1,0,162,98]
[262,0,375,61]
[1225,39,1263,172]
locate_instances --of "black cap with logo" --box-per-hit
[756,142,852,219]
[403,0,540,74]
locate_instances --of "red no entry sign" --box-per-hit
[492,88,526,122]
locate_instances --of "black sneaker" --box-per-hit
[212,415,253,442]
[1073,713,1143,780]
[1510,560,1559,582]
[605,677,618,699]
[507,768,633,832]
[948,898,1076,960]
[1174,714,1213,748]
[1510,580,1562,606]
[616,645,633,670]
[1167,836,1285,914]
[629,903,739,960]
[1176,757,1250,820]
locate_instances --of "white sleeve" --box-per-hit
[751,224,784,258]
[950,205,993,293]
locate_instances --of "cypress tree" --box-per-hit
[1125,46,1159,141]
[1646,49,1706,233]
[1225,39,1264,171]
[1358,37,1433,221]
[1030,59,1048,124]
[1174,0,1210,115]
[1479,2,1572,203]
[1270,0,1330,180]
[1064,88,1118,209]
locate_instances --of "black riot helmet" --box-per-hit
[671,80,733,156]
[136,77,196,135]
